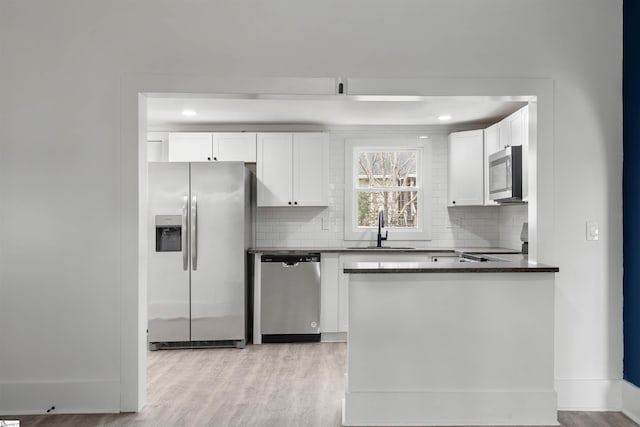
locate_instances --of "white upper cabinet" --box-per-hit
[487,105,529,202]
[494,107,526,152]
[257,133,294,206]
[448,129,484,207]
[497,119,511,152]
[292,133,329,206]
[483,124,499,206]
[168,132,256,163]
[168,132,213,162]
[257,132,329,207]
[212,132,257,162]
[521,106,529,201]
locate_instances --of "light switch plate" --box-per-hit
[586,221,599,241]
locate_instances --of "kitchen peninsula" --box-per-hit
[342,258,559,426]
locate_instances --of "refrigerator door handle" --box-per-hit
[182,195,188,271]
[191,194,198,271]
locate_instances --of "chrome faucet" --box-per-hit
[377,209,388,248]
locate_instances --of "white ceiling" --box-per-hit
[146,95,529,128]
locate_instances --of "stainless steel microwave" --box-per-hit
[488,145,522,202]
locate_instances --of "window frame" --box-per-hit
[344,138,432,242]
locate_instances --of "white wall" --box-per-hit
[0,0,622,414]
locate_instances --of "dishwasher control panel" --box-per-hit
[261,254,320,263]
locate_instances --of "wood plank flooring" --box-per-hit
[6,342,639,427]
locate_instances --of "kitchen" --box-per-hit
[143,93,556,425]
[1,2,629,425]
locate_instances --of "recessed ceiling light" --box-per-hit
[437,114,452,121]
[418,135,430,139]
[182,109,197,117]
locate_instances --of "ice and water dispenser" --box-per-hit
[155,215,182,252]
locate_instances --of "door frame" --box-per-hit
[120,75,554,411]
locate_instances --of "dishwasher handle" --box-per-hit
[282,261,300,268]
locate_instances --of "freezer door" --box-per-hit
[189,162,246,341]
[147,162,191,343]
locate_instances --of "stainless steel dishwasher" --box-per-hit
[260,253,321,343]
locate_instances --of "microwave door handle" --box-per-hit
[182,195,188,271]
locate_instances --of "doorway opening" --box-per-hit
[121,76,553,411]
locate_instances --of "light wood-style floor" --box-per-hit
[7,342,640,427]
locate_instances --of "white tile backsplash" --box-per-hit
[255,129,527,250]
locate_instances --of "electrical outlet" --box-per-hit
[586,221,599,241]
[321,216,330,231]
[447,218,461,228]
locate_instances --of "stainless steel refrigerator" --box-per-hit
[147,161,252,349]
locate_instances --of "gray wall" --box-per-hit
[0,0,623,414]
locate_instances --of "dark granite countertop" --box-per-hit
[248,246,520,255]
[343,254,559,274]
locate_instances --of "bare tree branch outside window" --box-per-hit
[356,151,418,228]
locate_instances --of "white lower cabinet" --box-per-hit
[320,254,352,339]
[320,254,342,340]
[337,256,349,334]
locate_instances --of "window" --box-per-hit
[356,150,418,228]
[345,139,432,241]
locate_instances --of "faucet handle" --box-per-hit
[382,230,388,241]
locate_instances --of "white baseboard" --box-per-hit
[0,379,120,416]
[555,379,622,410]
[321,332,347,343]
[622,380,640,424]
[343,390,558,426]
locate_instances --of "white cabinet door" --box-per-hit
[497,120,511,151]
[168,133,213,162]
[320,253,340,334]
[257,132,329,207]
[483,124,499,206]
[500,106,529,201]
[213,132,257,162]
[257,133,293,206]
[293,133,329,206]
[448,129,484,207]
[521,106,529,201]
[509,108,525,148]
[337,257,349,333]
[497,108,524,151]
